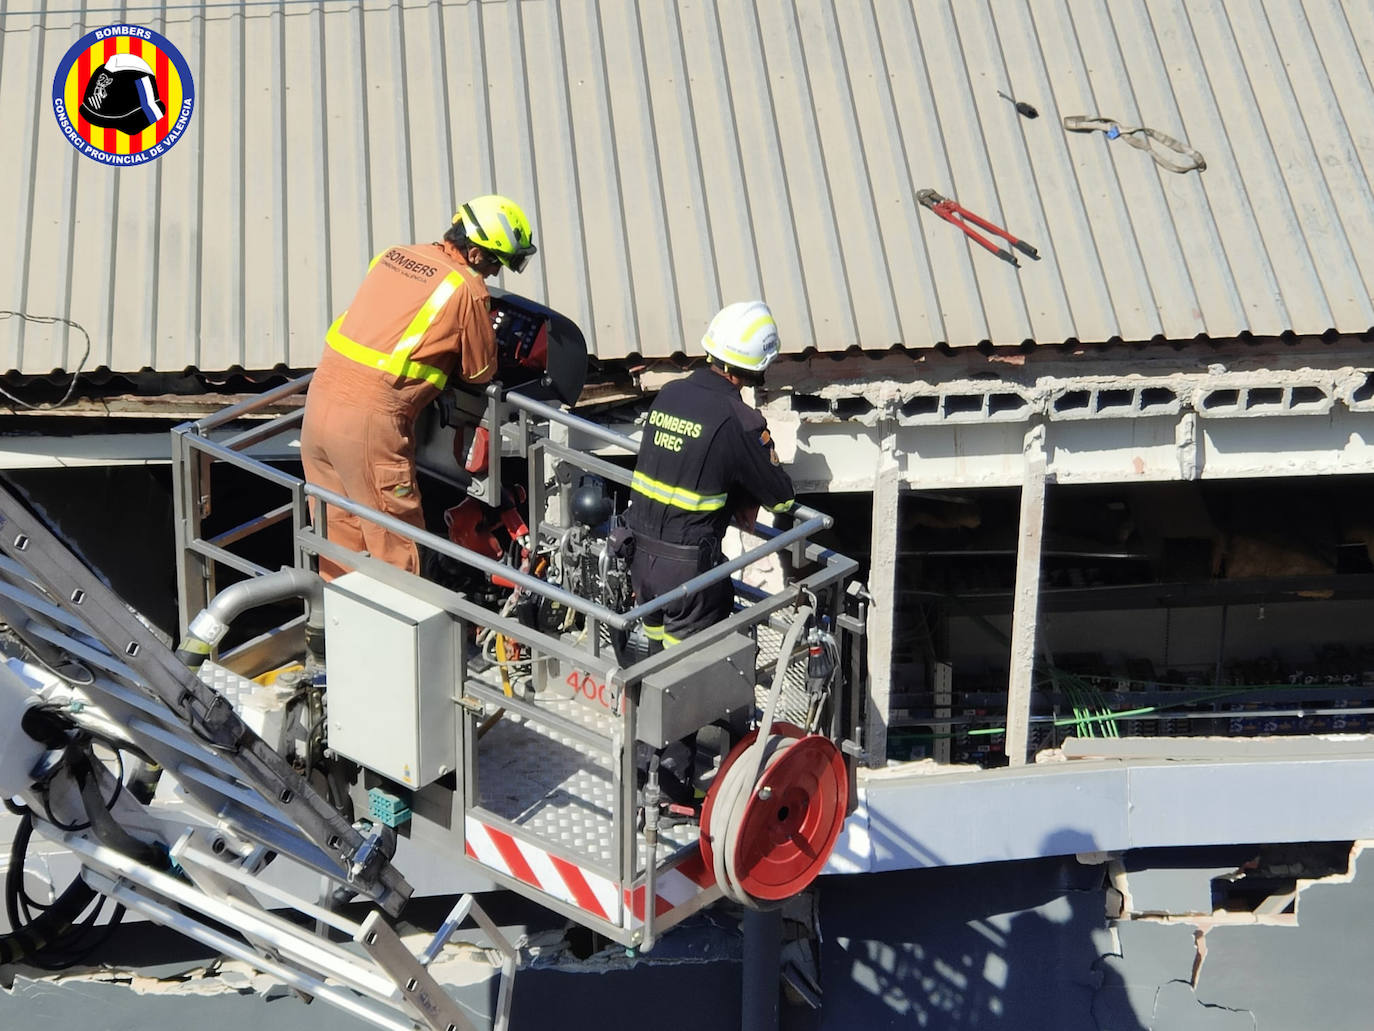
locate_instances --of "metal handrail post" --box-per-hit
[504,391,636,452]
[617,515,831,626]
[182,435,305,490]
[171,425,206,634]
[305,484,634,629]
[619,678,640,931]
[221,408,305,451]
[291,479,313,573]
[186,373,313,433]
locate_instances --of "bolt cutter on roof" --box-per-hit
[917,188,1041,268]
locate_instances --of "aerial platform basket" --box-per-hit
[0,294,868,1029]
[167,325,865,948]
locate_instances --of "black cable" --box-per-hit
[24,896,127,971]
[6,812,58,932]
[0,311,91,411]
[13,830,58,924]
[5,634,96,688]
[0,622,97,690]
[1,740,150,968]
[32,654,95,688]
[6,812,35,933]
[0,812,99,967]
[12,884,127,971]
[39,788,89,833]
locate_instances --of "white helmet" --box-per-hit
[701,301,780,375]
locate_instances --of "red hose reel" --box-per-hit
[699,721,848,906]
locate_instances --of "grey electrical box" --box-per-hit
[324,572,458,788]
[637,632,757,748]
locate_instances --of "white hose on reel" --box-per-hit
[708,607,812,907]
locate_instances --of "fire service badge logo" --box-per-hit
[52,24,195,167]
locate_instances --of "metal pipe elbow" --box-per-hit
[177,568,325,669]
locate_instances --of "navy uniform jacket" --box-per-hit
[626,367,794,547]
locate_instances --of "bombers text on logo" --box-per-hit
[384,250,439,278]
[51,24,195,167]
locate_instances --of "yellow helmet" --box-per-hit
[452,194,537,273]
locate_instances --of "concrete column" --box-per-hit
[865,420,900,767]
[1005,428,1047,767]
[1176,410,1204,480]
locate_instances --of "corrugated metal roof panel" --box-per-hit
[2,0,1372,377]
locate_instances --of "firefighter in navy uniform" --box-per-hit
[626,301,795,653]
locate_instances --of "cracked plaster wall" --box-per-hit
[5,849,1372,1029]
[817,845,1374,1031]
[1105,844,1374,1031]
[0,951,745,1031]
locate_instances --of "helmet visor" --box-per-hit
[499,245,536,274]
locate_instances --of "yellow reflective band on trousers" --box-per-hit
[642,624,682,647]
[631,471,727,512]
[325,269,467,389]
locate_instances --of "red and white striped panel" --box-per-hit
[623,852,717,926]
[465,817,621,923]
[464,817,719,929]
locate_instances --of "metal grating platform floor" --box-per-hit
[474,691,698,875]
[202,652,743,879]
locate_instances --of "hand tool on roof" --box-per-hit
[916,189,1040,268]
[1063,115,1206,173]
[997,90,1039,119]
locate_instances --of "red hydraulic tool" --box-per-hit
[917,188,1040,268]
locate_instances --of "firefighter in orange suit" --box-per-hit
[300,195,537,579]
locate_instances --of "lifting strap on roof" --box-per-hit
[1063,115,1206,174]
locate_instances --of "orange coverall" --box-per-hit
[300,241,497,579]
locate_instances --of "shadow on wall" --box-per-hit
[811,828,1147,1031]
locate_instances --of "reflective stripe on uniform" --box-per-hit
[325,264,474,389]
[631,470,728,512]
[642,624,681,647]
